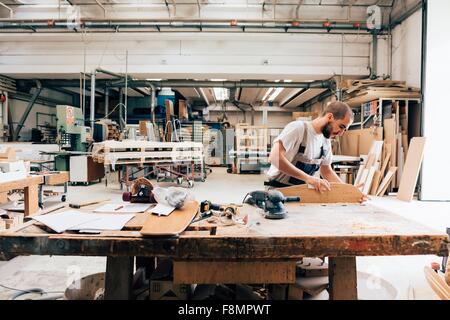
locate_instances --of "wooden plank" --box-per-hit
[340,131,359,156]
[328,257,357,300]
[24,184,39,216]
[369,170,382,196]
[423,266,450,300]
[379,151,391,178]
[140,200,199,236]
[0,176,43,193]
[376,167,398,196]
[362,167,376,194]
[397,137,426,202]
[173,260,296,284]
[43,172,70,185]
[384,118,397,188]
[278,183,363,203]
[104,256,134,300]
[358,128,383,155]
[353,165,365,186]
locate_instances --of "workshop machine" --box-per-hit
[55,105,92,171]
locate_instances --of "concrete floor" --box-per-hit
[0,167,448,300]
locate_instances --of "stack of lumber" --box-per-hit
[96,120,121,141]
[353,140,397,196]
[342,79,421,107]
[92,140,204,166]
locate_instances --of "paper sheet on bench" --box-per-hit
[151,203,175,216]
[33,211,135,233]
[33,210,100,233]
[67,213,135,232]
[93,203,152,213]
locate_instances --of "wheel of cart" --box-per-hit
[177,177,183,185]
[187,180,194,188]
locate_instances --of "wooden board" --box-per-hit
[376,167,398,196]
[384,118,397,188]
[358,128,383,155]
[43,172,70,185]
[278,183,363,203]
[424,266,450,300]
[379,151,391,178]
[0,176,43,193]
[140,200,199,236]
[340,131,359,156]
[362,167,376,194]
[173,260,296,284]
[397,137,426,202]
[369,170,382,196]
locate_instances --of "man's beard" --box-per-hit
[322,122,333,139]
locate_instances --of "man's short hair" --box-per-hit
[322,101,354,121]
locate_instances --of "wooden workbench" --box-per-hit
[0,202,447,300]
[0,176,44,216]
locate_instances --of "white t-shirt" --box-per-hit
[266,120,332,181]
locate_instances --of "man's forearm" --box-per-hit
[320,166,343,183]
[276,155,311,183]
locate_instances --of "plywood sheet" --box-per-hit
[278,183,363,203]
[397,137,426,202]
[140,200,199,236]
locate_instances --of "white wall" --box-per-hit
[420,0,450,201]
[391,10,422,88]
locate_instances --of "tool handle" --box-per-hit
[285,196,300,202]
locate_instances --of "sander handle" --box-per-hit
[284,196,300,202]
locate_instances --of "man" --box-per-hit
[266,101,355,193]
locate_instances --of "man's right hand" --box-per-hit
[306,177,331,193]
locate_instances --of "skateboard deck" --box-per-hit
[140,200,199,236]
[277,183,363,203]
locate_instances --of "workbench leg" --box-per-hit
[328,257,358,300]
[24,184,39,216]
[105,256,134,300]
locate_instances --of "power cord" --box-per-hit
[0,283,64,300]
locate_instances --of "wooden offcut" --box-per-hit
[424,266,450,300]
[397,137,426,202]
[140,200,199,236]
[278,183,363,203]
[173,260,296,284]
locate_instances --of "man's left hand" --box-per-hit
[355,182,370,204]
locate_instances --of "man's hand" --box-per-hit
[355,182,370,203]
[306,177,331,193]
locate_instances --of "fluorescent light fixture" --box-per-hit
[210,79,227,81]
[262,88,274,102]
[268,88,284,102]
[145,78,163,81]
[213,87,229,101]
